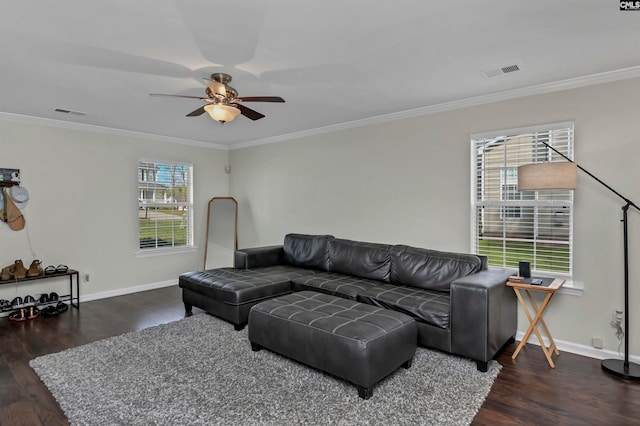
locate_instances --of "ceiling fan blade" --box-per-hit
[236,103,265,121]
[186,106,207,117]
[236,96,285,103]
[150,93,209,100]
[203,79,226,97]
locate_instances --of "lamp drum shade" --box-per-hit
[517,162,577,190]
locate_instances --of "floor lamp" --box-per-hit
[518,141,640,380]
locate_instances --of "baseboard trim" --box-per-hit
[79,280,178,303]
[0,280,178,318]
[515,331,640,363]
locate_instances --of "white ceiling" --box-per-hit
[2,1,640,148]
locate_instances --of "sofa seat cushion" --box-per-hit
[357,284,451,329]
[179,266,315,305]
[291,272,385,300]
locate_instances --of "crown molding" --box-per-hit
[231,65,640,150]
[0,112,228,150]
[3,65,640,151]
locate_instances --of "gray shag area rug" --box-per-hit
[30,314,500,425]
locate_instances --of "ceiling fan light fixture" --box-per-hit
[204,104,241,124]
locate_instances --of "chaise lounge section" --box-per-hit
[179,265,313,330]
[179,233,517,371]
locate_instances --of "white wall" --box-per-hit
[0,119,229,301]
[229,77,640,357]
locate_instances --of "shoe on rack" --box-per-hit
[44,265,56,275]
[26,305,39,320]
[39,293,49,304]
[27,260,44,277]
[49,292,59,302]
[11,297,23,308]
[9,308,27,322]
[55,302,69,314]
[23,295,36,305]
[42,305,59,317]
[1,264,15,281]
[13,260,27,280]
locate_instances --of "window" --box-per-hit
[500,169,522,218]
[471,122,574,276]
[138,160,193,251]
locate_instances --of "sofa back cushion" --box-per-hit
[283,234,334,270]
[390,245,483,291]
[329,238,391,282]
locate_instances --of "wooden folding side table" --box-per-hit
[507,278,565,368]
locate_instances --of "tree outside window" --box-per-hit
[138,160,193,250]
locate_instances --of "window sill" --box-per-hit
[558,279,583,296]
[134,246,197,258]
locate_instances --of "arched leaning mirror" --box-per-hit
[204,197,238,269]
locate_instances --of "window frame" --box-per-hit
[137,159,194,254]
[470,122,574,278]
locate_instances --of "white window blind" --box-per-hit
[138,160,193,250]
[471,122,574,276]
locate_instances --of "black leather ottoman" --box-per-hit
[179,266,315,330]
[248,291,417,399]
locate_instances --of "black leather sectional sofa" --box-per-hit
[179,233,517,371]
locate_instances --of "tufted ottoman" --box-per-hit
[248,291,417,399]
[179,266,316,330]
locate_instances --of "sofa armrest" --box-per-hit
[234,245,284,269]
[450,267,517,363]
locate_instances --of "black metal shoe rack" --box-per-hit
[0,269,80,316]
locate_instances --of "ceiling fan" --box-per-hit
[150,73,285,123]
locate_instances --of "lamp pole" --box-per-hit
[541,141,640,379]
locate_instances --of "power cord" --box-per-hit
[611,319,624,340]
[24,217,39,261]
[611,319,625,358]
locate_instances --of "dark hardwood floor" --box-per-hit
[1,285,639,425]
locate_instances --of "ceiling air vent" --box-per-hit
[481,63,522,78]
[54,108,87,116]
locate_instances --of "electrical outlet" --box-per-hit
[614,309,623,324]
[592,337,603,349]
[83,273,90,282]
